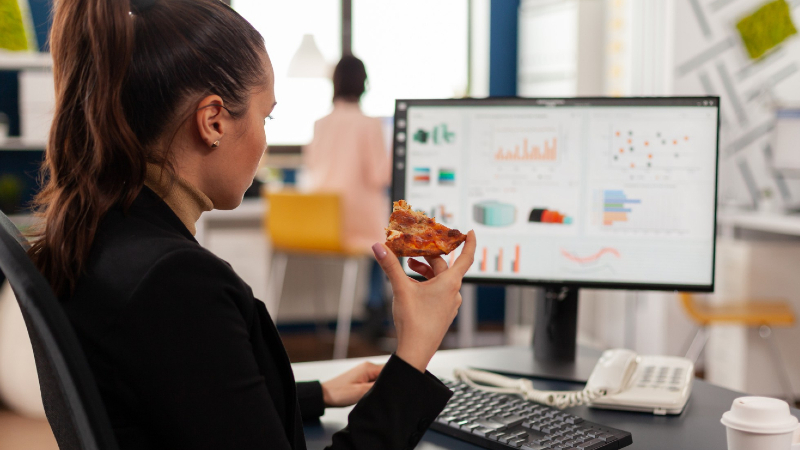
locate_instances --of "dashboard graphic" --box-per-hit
[412,167,430,184]
[560,247,622,276]
[600,190,640,226]
[561,247,621,264]
[413,123,455,145]
[609,123,700,171]
[473,201,516,227]
[438,168,456,185]
[395,98,719,290]
[495,136,558,162]
[429,204,455,224]
[529,208,573,225]
[478,245,523,274]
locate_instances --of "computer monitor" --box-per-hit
[391,97,720,371]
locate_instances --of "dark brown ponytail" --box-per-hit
[29,0,267,296]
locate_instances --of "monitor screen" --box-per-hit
[392,97,720,291]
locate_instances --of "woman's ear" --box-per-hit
[195,95,227,148]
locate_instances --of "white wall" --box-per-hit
[672,0,800,208]
[470,0,491,98]
[704,237,800,398]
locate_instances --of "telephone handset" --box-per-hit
[454,349,694,415]
[585,348,639,395]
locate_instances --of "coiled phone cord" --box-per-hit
[453,368,606,410]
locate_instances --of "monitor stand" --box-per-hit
[470,286,601,384]
[534,286,579,363]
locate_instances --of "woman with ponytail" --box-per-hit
[30,0,476,448]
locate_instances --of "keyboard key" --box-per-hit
[596,433,617,442]
[492,414,526,427]
[525,422,543,431]
[461,423,481,432]
[489,432,507,441]
[472,427,493,437]
[577,438,605,449]
[541,424,563,434]
[474,419,507,431]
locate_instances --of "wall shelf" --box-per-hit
[0,137,46,151]
[0,52,52,71]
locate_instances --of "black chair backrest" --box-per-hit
[0,209,27,249]
[0,209,119,450]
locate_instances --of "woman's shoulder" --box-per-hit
[67,217,254,336]
[72,198,250,312]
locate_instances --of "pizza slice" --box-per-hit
[385,200,467,257]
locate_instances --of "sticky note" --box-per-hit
[737,0,797,60]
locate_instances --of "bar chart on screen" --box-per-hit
[477,245,522,275]
[592,187,689,234]
[493,128,560,163]
[429,204,455,224]
[599,190,641,226]
[494,137,558,162]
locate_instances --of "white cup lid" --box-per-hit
[721,397,799,435]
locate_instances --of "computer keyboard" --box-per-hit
[432,379,633,450]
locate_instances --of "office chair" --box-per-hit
[680,292,796,404]
[264,190,367,359]
[0,209,26,249]
[0,209,119,450]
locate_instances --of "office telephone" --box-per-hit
[454,349,694,415]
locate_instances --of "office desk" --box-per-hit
[293,346,800,450]
[194,197,265,247]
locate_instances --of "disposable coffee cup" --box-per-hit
[721,396,799,450]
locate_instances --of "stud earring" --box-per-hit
[211,140,220,148]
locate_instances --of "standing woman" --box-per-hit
[28,0,476,449]
[304,55,392,339]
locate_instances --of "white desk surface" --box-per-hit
[0,51,52,70]
[717,209,800,236]
[200,197,265,221]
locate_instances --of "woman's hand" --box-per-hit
[371,231,476,373]
[321,361,384,407]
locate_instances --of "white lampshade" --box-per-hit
[287,34,329,78]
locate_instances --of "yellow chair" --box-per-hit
[680,292,795,402]
[264,190,366,359]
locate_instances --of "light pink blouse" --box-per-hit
[303,100,391,251]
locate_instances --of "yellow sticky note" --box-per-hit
[0,0,28,51]
[737,0,798,60]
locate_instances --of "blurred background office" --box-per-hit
[4,0,800,447]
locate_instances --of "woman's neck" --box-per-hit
[144,163,213,235]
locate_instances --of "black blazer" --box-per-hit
[61,187,452,449]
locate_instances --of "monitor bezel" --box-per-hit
[391,96,720,293]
